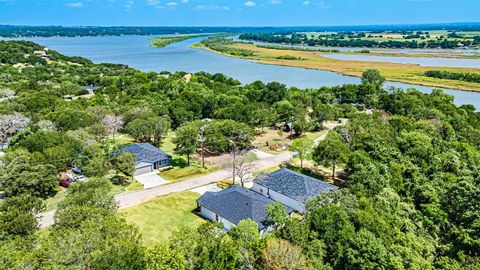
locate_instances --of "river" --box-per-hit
[18,35,480,109]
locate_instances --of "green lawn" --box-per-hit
[161,131,176,154]
[160,164,218,183]
[107,133,135,148]
[44,188,68,211]
[120,191,205,246]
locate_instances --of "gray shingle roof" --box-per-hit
[254,168,338,203]
[197,185,292,230]
[122,143,171,165]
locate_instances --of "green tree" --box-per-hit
[47,108,96,131]
[81,144,109,177]
[230,219,260,270]
[173,123,199,166]
[146,243,186,270]
[361,69,385,87]
[265,202,289,229]
[112,152,136,177]
[0,149,58,198]
[313,131,350,179]
[0,195,44,239]
[42,207,146,270]
[289,137,313,168]
[261,238,311,270]
[126,115,171,146]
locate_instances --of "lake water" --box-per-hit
[323,53,480,68]
[16,35,480,109]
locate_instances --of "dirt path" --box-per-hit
[38,151,292,228]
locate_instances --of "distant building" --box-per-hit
[81,85,98,93]
[196,185,293,234]
[252,168,338,213]
[33,50,47,57]
[62,86,97,101]
[122,143,172,176]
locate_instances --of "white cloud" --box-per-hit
[65,2,83,8]
[194,4,230,11]
[166,1,177,6]
[124,0,134,11]
[302,1,310,5]
[146,0,160,6]
[244,1,256,7]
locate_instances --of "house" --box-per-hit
[81,85,97,92]
[33,50,47,57]
[252,168,338,213]
[62,86,96,101]
[122,143,172,176]
[196,185,293,234]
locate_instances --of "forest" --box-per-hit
[239,32,480,49]
[0,40,479,269]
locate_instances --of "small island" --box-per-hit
[150,34,207,48]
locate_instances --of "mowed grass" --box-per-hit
[161,165,217,183]
[120,191,205,246]
[44,188,68,211]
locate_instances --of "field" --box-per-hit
[196,41,480,92]
[120,191,204,246]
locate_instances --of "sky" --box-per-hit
[0,0,479,26]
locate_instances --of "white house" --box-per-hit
[196,185,293,234]
[252,168,338,213]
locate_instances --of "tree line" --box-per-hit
[425,70,480,83]
[239,32,480,49]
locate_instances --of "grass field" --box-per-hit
[120,191,204,246]
[196,41,480,92]
[161,164,218,183]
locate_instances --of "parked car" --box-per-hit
[75,175,86,182]
[72,167,82,175]
[59,177,74,188]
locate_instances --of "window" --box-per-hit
[215,214,219,222]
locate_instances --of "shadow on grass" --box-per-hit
[171,156,188,168]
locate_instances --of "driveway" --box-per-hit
[134,170,169,189]
[190,183,222,195]
[250,149,274,159]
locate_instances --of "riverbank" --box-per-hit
[195,41,480,92]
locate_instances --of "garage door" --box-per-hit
[134,163,153,176]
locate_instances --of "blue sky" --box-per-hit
[0,0,479,26]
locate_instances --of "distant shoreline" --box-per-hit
[194,41,480,93]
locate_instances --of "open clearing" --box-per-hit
[120,191,204,246]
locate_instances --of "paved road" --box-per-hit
[38,151,292,228]
[313,120,346,145]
